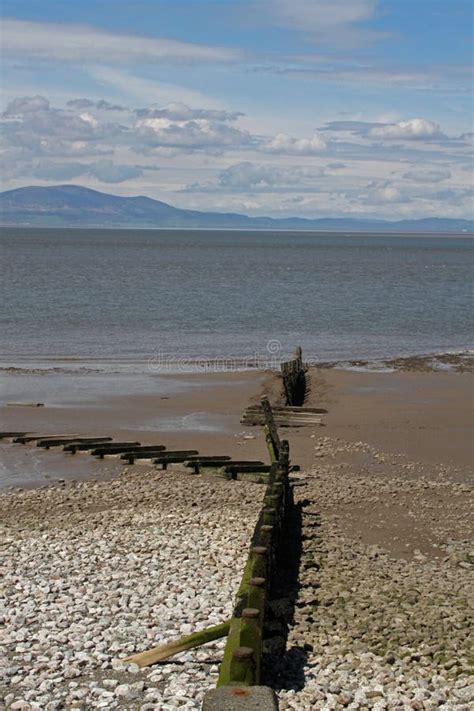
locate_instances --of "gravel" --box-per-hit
[265,436,473,711]
[2,435,472,710]
[1,469,264,709]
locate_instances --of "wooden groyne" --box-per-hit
[281,345,307,406]
[0,434,273,479]
[201,399,291,709]
[242,347,325,428]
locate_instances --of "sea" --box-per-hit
[1,227,472,373]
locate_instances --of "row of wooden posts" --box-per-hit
[216,397,289,687]
[241,346,325,428]
[0,433,275,483]
[280,345,307,407]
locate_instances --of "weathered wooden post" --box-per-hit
[260,396,280,462]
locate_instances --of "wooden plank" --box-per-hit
[14,434,78,444]
[122,447,167,463]
[37,436,111,449]
[154,450,199,459]
[182,456,232,473]
[64,439,114,453]
[91,442,142,457]
[0,432,29,439]
[225,464,271,474]
[122,620,230,668]
[246,405,326,414]
[153,451,199,469]
[241,417,321,427]
[182,456,232,463]
[6,402,44,408]
[242,412,322,420]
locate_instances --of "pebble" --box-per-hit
[265,437,473,711]
[2,436,472,709]
[1,469,264,709]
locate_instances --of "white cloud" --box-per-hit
[135,103,243,122]
[376,185,405,203]
[259,0,384,46]
[1,18,239,65]
[403,168,452,183]
[262,132,327,155]
[369,118,445,141]
[253,62,472,93]
[66,99,128,112]
[271,0,377,30]
[90,66,225,109]
[0,95,252,162]
[1,94,471,219]
[31,159,144,183]
[1,95,122,158]
[135,115,253,153]
[217,161,324,189]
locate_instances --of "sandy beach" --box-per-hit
[1,355,473,709]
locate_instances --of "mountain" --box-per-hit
[0,185,472,232]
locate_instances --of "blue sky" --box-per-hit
[1,0,473,219]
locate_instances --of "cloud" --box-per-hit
[375,185,407,203]
[1,95,123,159]
[369,118,445,141]
[321,120,381,135]
[88,160,144,183]
[135,103,243,122]
[403,168,452,183]
[27,159,144,183]
[134,115,253,154]
[1,93,471,219]
[2,95,51,116]
[261,132,327,155]
[217,161,323,189]
[1,18,239,65]
[0,95,253,162]
[66,99,128,112]
[184,161,325,193]
[257,0,385,47]
[251,62,473,93]
[2,95,118,139]
[90,66,225,109]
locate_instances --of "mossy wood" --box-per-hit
[260,397,280,461]
[217,427,291,688]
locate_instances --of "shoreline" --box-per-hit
[1,348,473,375]
[1,354,473,490]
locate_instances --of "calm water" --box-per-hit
[1,228,472,368]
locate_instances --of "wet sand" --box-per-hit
[1,359,472,488]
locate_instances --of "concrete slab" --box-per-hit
[202,686,279,710]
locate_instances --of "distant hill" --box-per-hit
[0,185,472,233]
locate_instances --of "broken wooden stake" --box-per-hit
[121,619,230,668]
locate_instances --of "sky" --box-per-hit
[0,0,473,220]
